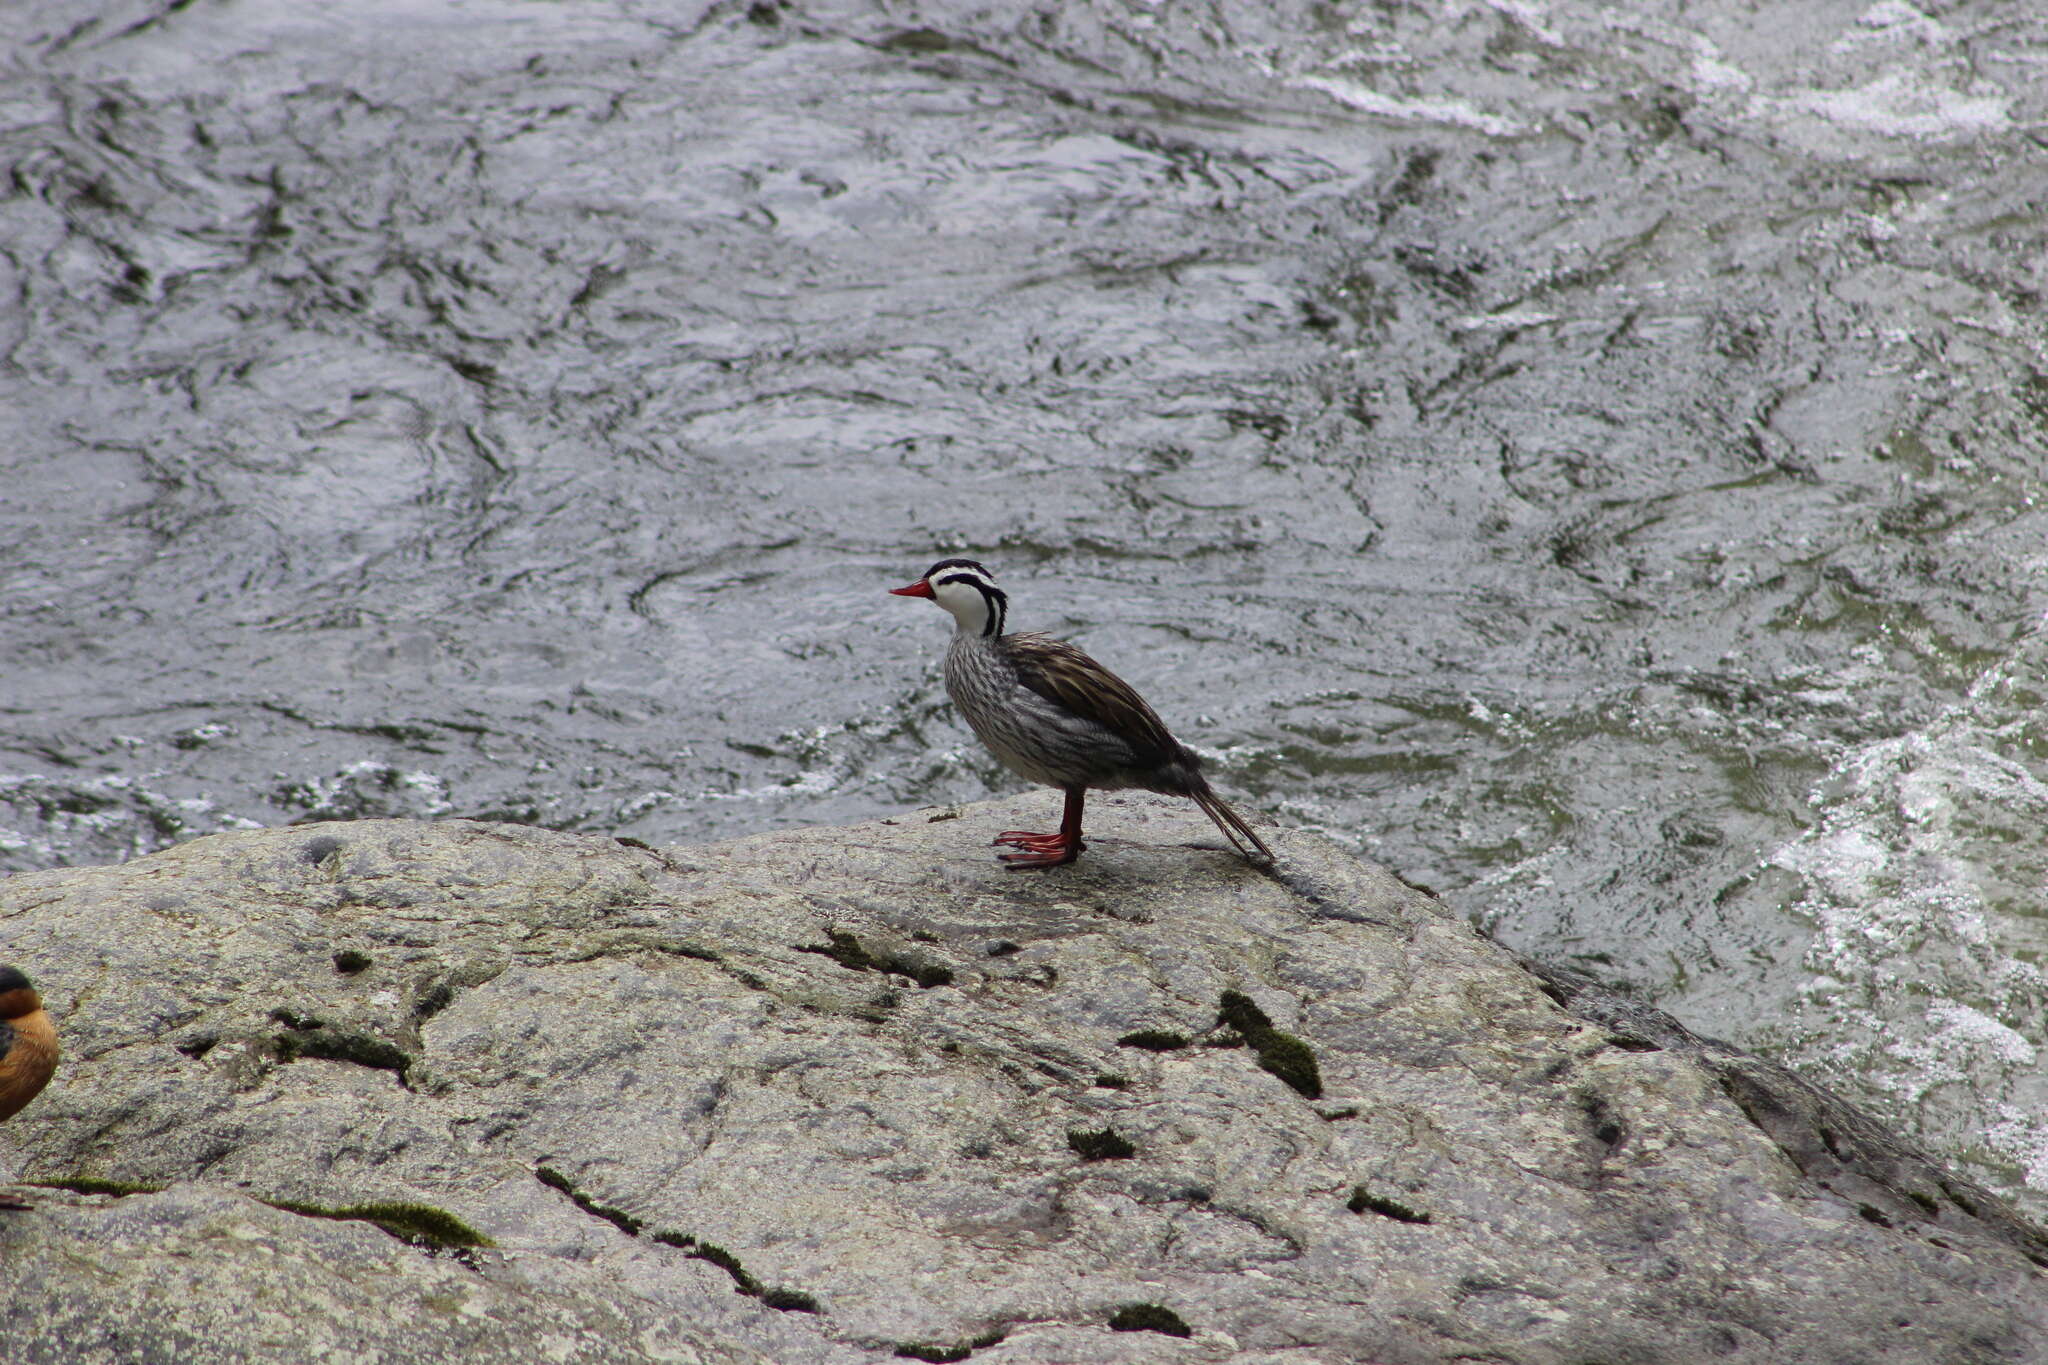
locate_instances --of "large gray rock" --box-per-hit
[2,797,2043,1363]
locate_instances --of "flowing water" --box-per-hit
[6,0,2048,1216]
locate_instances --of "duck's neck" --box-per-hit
[950,584,1006,638]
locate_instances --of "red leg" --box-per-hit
[996,788,1086,869]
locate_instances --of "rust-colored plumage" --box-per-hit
[0,966,57,1123]
[0,965,56,1210]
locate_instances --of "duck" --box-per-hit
[892,558,1273,869]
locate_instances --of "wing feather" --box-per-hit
[1003,633,1183,768]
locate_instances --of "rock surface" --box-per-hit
[1,797,2044,1363]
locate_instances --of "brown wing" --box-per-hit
[1004,632,1184,768]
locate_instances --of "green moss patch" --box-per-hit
[895,1329,1006,1362]
[270,1009,414,1083]
[278,1030,412,1074]
[665,1234,819,1313]
[411,980,457,1023]
[689,1239,763,1293]
[1216,989,1273,1035]
[1216,990,1323,1100]
[537,1165,644,1235]
[798,929,955,989]
[29,1176,167,1198]
[896,1346,970,1364]
[1067,1128,1136,1161]
[1108,1303,1192,1337]
[1248,1030,1321,1098]
[267,1198,493,1248]
[30,1178,492,1251]
[543,1169,817,1311]
[1116,1029,1190,1052]
[1346,1186,1431,1224]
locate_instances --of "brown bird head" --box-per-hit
[0,966,41,1021]
[0,963,57,1126]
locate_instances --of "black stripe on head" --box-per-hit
[0,966,30,994]
[922,557,991,580]
[930,563,1007,637]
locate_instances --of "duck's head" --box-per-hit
[891,558,1007,637]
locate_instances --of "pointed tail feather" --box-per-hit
[1191,787,1275,865]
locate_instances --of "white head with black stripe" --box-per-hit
[891,558,1007,637]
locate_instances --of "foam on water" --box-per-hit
[1289,75,1527,138]
[1767,71,2013,142]
[0,772,262,870]
[1614,2,2020,155]
[1767,626,2048,1210]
